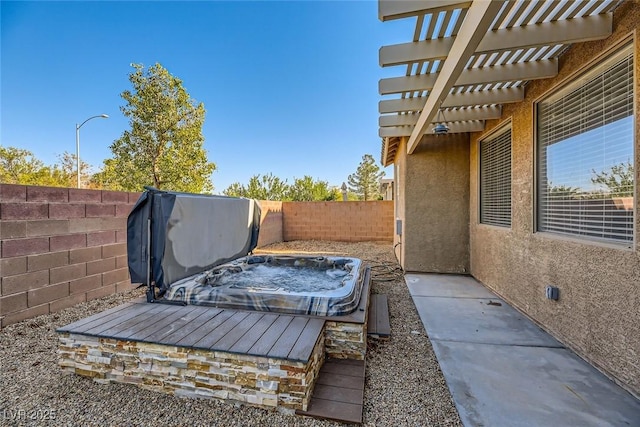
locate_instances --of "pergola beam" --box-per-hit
[378,0,470,22]
[379,59,557,95]
[379,105,501,127]
[379,120,485,137]
[407,0,505,154]
[379,13,612,66]
[379,87,524,113]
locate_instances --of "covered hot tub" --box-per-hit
[127,188,368,317]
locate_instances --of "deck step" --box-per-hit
[296,358,365,424]
[367,294,390,339]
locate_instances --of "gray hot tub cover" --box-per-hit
[127,188,261,295]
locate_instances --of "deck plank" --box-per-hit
[316,372,363,390]
[95,304,175,338]
[301,399,362,424]
[124,305,200,340]
[56,302,134,333]
[367,294,390,338]
[175,309,235,347]
[376,295,390,336]
[321,360,365,378]
[154,307,222,345]
[311,384,363,405]
[268,316,308,359]
[248,315,293,356]
[194,311,251,349]
[288,318,325,361]
[331,358,366,366]
[228,313,279,354]
[79,303,159,335]
[213,312,265,351]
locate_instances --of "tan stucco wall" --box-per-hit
[469,1,640,396]
[393,140,407,265]
[394,134,470,273]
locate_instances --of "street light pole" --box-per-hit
[75,114,108,188]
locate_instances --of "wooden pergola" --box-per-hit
[378,0,621,166]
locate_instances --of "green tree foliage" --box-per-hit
[591,161,634,197]
[223,174,340,201]
[97,63,215,193]
[286,176,335,201]
[347,154,385,201]
[0,146,92,187]
[223,173,289,200]
[0,146,47,184]
[56,152,94,188]
[548,183,581,198]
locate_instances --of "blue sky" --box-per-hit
[1,1,413,193]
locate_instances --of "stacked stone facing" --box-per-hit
[58,332,325,412]
[325,319,368,360]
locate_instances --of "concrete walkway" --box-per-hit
[406,273,640,427]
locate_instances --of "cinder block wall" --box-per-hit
[282,201,394,242]
[0,184,140,328]
[256,200,283,247]
[1,186,392,328]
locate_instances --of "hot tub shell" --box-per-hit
[164,255,366,317]
[127,188,369,321]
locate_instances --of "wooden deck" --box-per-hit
[57,273,377,421]
[57,302,324,362]
[296,358,366,424]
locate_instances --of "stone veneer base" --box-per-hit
[322,268,371,360]
[325,316,368,360]
[58,332,325,413]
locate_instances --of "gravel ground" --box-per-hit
[0,241,461,427]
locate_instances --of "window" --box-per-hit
[536,42,634,244]
[480,126,512,227]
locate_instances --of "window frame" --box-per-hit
[479,120,513,229]
[533,36,636,247]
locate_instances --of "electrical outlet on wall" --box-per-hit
[546,285,559,300]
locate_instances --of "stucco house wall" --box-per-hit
[468,2,640,395]
[394,134,470,273]
[392,0,639,396]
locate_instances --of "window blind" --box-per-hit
[537,43,634,243]
[480,127,512,227]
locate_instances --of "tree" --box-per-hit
[591,161,634,197]
[548,183,581,198]
[98,63,215,193]
[347,154,385,200]
[286,176,335,201]
[0,146,83,187]
[0,146,46,184]
[223,173,289,200]
[55,152,94,188]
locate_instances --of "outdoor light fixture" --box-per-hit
[433,106,450,135]
[76,114,109,188]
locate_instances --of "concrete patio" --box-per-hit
[406,273,640,427]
